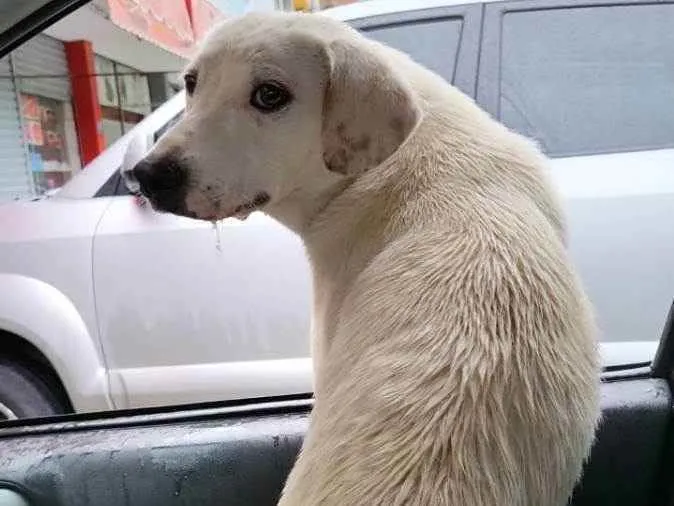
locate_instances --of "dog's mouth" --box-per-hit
[198,191,271,221]
[231,191,271,218]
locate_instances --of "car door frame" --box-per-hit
[476,0,674,118]
[348,3,484,99]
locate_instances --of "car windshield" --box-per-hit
[0,0,672,424]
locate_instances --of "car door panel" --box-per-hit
[93,197,313,409]
[571,378,671,504]
[0,375,670,506]
[560,178,674,344]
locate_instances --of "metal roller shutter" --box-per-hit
[0,35,73,201]
[0,55,30,202]
[12,34,71,101]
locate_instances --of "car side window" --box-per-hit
[361,17,462,85]
[499,4,674,157]
[95,170,123,198]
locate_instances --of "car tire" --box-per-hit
[0,359,67,420]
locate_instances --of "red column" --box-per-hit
[65,40,106,166]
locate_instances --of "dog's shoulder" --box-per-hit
[335,202,575,339]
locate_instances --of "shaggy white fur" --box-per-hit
[142,11,601,506]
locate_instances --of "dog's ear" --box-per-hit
[321,39,420,175]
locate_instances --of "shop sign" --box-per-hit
[107,0,196,58]
[187,0,226,42]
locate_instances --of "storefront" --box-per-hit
[0,34,80,202]
[0,1,190,203]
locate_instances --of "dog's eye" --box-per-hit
[184,73,197,96]
[250,82,291,112]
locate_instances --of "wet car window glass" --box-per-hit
[500,4,674,157]
[0,0,668,424]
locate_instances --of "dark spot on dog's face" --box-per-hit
[325,146,351,174]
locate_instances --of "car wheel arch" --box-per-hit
[0,273,112,413]
[0,328,74,414]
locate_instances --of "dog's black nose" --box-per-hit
[129,160,150,193]
[130,157,189,214]
[131,159,160,196]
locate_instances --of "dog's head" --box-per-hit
[123,12,419,227]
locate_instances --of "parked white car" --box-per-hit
[0,0,671,420]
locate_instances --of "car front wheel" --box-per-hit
[0,359,68,421]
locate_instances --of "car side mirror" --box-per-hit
[120,133,150,204]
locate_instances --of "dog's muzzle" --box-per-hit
[123,156,192,216]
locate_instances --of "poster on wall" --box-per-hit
[21,95,43,147]
[20,94,74,194]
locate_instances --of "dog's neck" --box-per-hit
[271,171,387,317]
[264,158,407,393]
[268,176,355,236]
[302,162,417,391]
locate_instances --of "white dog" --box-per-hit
[126,11,601,506]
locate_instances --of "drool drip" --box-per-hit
[212,220,222,252]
